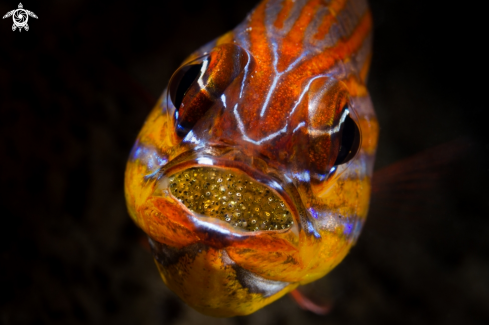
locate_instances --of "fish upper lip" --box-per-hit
[155,149,305,236]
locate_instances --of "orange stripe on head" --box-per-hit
[294,10,372,81]
[330,10,372,63]
[286,0,322,43]
[249,0,272,64]
[274,0,295,29]
[313,0,348,40]
[240,0,275,131]
[279,0,322,71]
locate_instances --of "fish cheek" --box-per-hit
[138,196,200,249]
[308,134,338,180]
[299,78,348,180]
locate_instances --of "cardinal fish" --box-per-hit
[125,0,378,317]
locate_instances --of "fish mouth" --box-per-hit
[168,166,294,231]
[155,151,300,233]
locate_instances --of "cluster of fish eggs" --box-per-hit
[168,167,293,231]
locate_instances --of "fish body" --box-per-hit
[125,0,378,317]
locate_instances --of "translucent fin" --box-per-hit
[371,137,472,214]
[289,289,331,315]
[368,136,475,242]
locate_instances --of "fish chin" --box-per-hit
[149,238,297,317]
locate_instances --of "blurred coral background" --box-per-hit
[0,0,487,324]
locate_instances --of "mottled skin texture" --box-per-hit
[125,0,378,317]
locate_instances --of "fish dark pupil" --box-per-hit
[334,112,360,165]
[170,63,203,110]
[169,167,294,232]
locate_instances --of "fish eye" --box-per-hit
[334,106,361,165]
[169,61,205,112]
[167,44,253,139]
[168,56,209,138]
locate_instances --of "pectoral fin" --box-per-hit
[289,288,331,315]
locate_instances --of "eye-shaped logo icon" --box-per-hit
[3,3,38,32]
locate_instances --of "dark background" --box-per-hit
[1,0,488,324]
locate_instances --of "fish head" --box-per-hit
[125,18,378,318]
